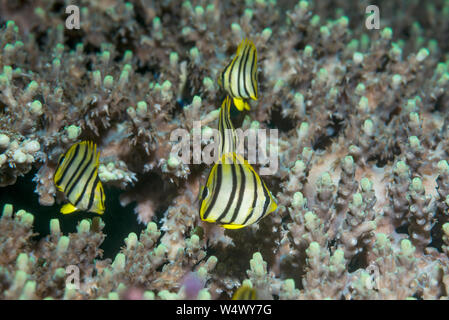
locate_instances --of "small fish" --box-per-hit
[232,284,257,300]
[54,141,105,215]
[199,152,277,229]
[218,38,258,111]
[218,96,238,156]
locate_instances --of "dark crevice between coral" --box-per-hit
[279,242,307,290]
[386,106,401,125]
[267,105,296,132]
[369,140,400,168]
[395,223,409,235]
[0,99,7,114]
[432,94,447,113]
[0,168,144,260]
[347,250,369,273]
[133,2,149,29]
[412,292,423,300]
[293,36,307,52]
[179,74,195,108]
[135,62,160,77]
[110,27,137,58]
[64,29,86,52]
[376,54,390,73]
[429,210,447,253]
[50,1,65,14]
[312,115,345,151]
[34,29,49,52]
[83,42,101,56]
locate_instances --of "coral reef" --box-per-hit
[1,0,449,299]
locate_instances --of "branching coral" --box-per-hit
[1,0,449,300]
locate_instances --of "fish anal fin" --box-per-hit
[221,223,245,230]
[61,203,78,214]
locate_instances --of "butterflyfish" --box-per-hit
[54,141,105,215]
[218,38,258,111]
[199,152,277,229]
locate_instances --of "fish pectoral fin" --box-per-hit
[221,223,246,230]
[60,203,78,214]
[233,98,248,111]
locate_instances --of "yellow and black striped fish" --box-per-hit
[54,141,105,215]
[232,284,257,300]
[199,152,277,229]
[218,96,238,156]
[218,38,258,112]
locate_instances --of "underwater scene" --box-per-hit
[0,0,449,301]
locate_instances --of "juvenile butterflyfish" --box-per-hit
[218,38,258,112]
[54,141,105,215]
[199,152,277,229]
[232,284,257,300]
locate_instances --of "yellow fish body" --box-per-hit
[54,141,105,215]
[232,284,257,300]
[218,39,258,111]
[199,152,277,229]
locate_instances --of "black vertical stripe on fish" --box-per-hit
[66,145,93,199]
[219,103,229,155]
[86,176,100,211]
[56,154,66,172]
[249,49,257,97]
[219,118,225,155]
[203,164,222,220]
[219,97,237,156]
[256,181,271,223]
[55,143,80,186]
[100,182,105,207]
[242,43,251,98]
[242,168,259,225]
[64,143,89,194]
[221,59,233,91]
[228,163,246,224]
[227,56,238,98]
[74,164,97,207]
[236,44,245,98]
[217,162,238,222]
